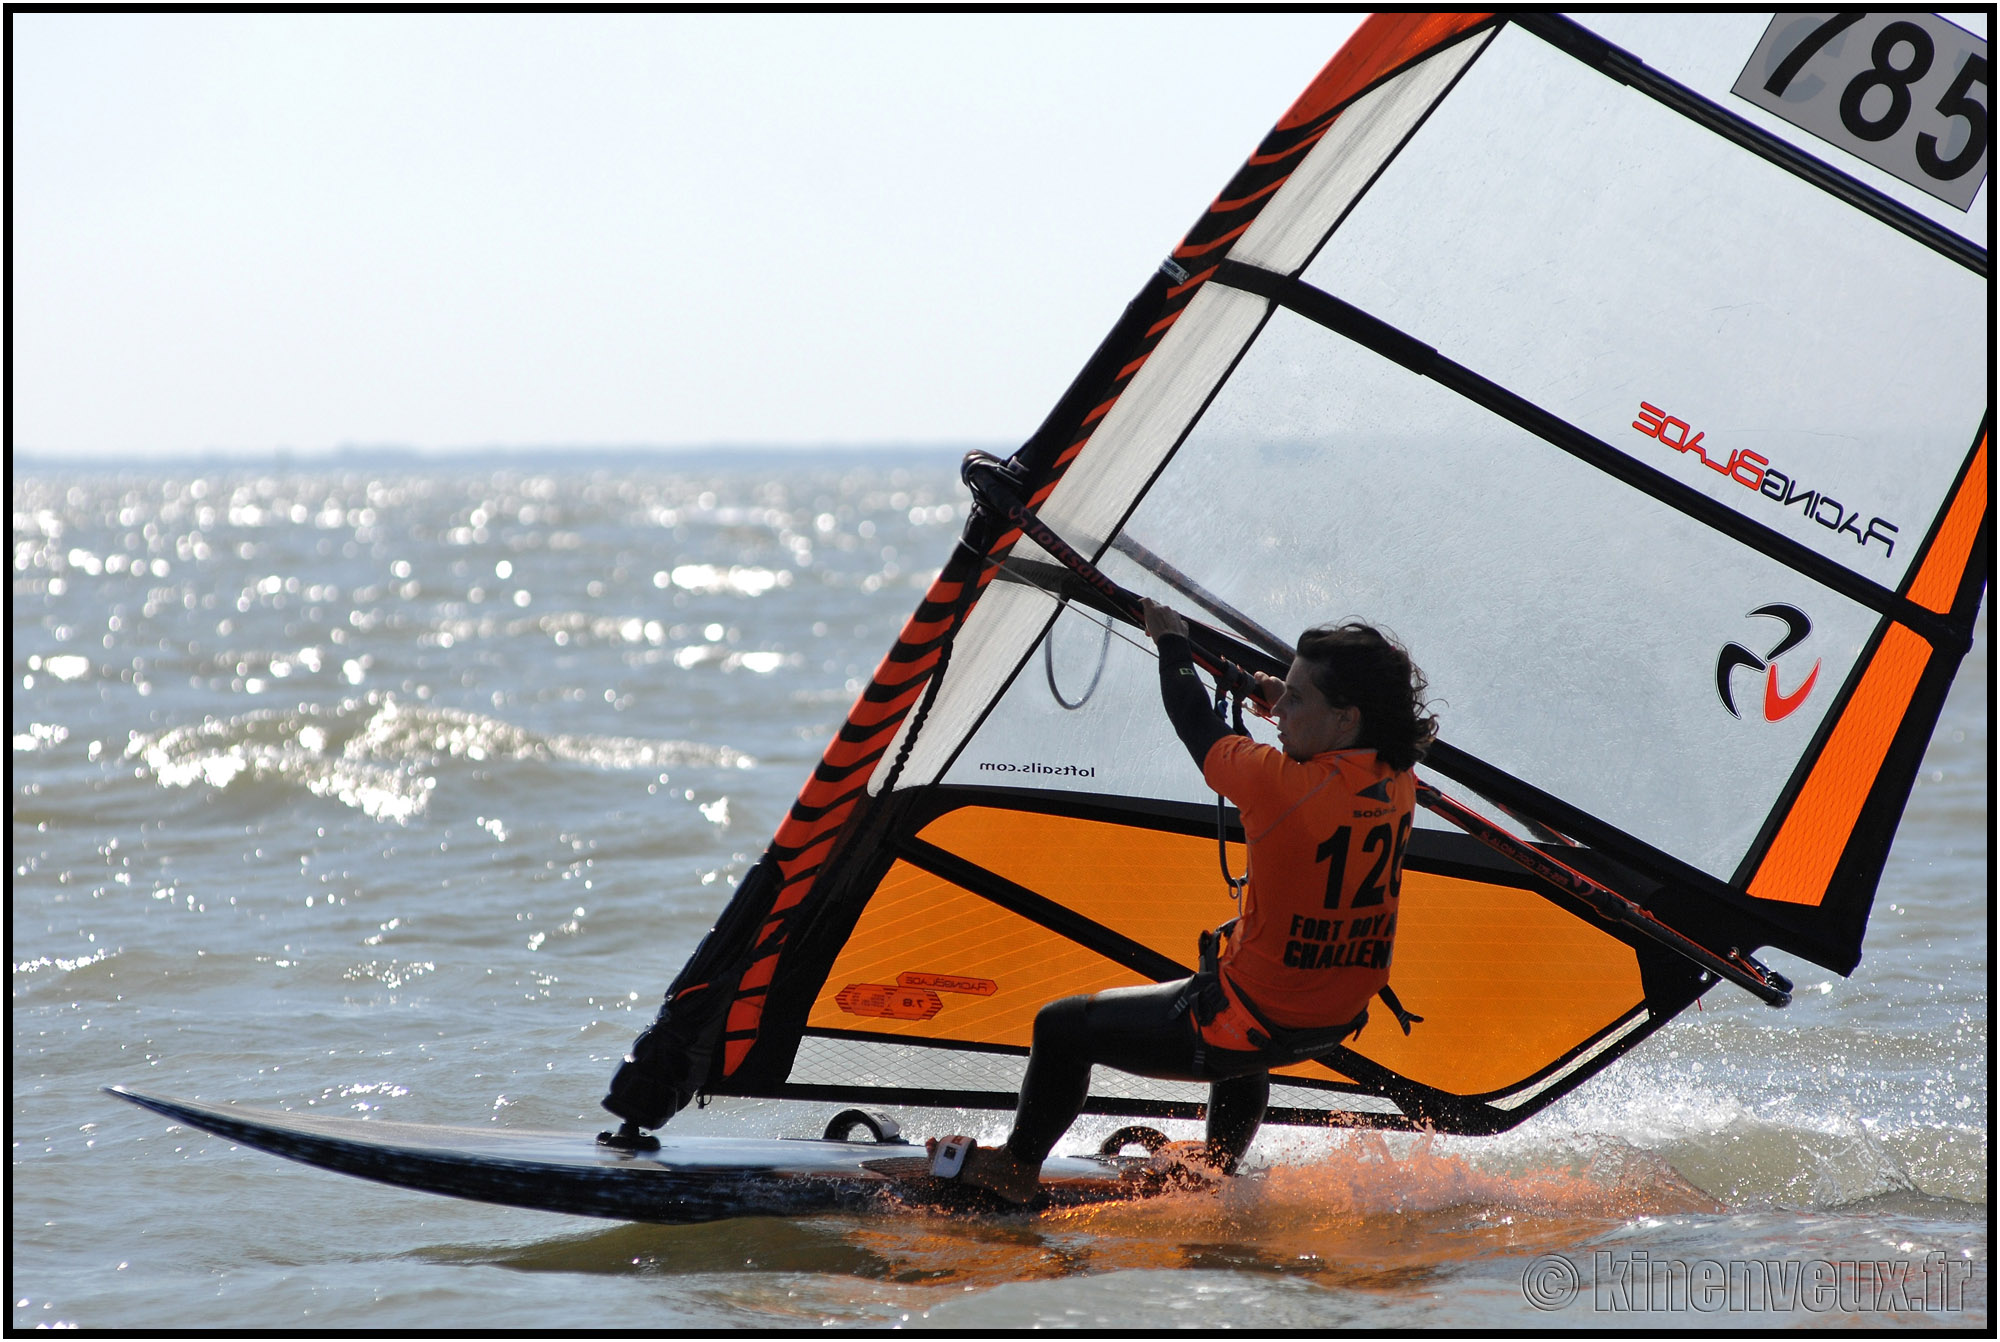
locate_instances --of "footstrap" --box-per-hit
[929,1135,975,1179]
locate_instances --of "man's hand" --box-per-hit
[1140,598,1187,643]
[1250,670,1285,713]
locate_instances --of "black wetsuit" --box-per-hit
[1004,633,1270,1169]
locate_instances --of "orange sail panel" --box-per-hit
[1747,624,1933,907]
[808,862,1144,1046]
[918,807,1241,967]
[1348,872,1644,1096]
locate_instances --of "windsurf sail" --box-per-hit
[607,12,1990,1137]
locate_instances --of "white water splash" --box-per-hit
[12,949,112,976]
[344,695,753,770]
[122,694,754,823]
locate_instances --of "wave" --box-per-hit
[1527,1036,1989,1208]
[123,693,753,823]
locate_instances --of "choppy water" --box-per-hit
[11,453,1987,1329]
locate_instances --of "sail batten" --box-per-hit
[895,834,1195,984]
[1210,260,1965,646]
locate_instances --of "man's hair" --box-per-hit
[1294,623,1437,772]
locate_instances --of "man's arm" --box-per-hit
[1143,600,1237,767]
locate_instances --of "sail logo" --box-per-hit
[834,970,998,1022]
[1716,604,1821,721]
[1633,402,1900,558]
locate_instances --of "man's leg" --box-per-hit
[1202,1070,1270,1171]
[1006,980,1203,1167]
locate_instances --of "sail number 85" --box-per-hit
[1732,12,1989,212]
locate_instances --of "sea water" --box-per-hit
[11,453,1987,1330]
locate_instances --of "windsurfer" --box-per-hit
[930,600,1437,1202]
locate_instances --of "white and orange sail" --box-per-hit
[606,13,1989,1136]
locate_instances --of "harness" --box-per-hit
[1177,918,1424,1069]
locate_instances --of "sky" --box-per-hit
[13,12,1366,458]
